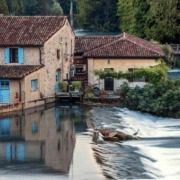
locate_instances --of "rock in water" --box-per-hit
[96,128,134,141]
[92,130,104,144]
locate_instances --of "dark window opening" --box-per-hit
[76,67,84,73]
[57,49,60,60]
[10,48,18,63]
[75,65,86,74]
[0,81,9,90]
[128,68,145,82]
[66,73,69,80]
[104,68,114,71]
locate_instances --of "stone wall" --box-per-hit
[88,58,161,90]
[43,19,75,97]
[0,19,74,112]
[0,47,40,65]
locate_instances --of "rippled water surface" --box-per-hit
[0,104,104,180]
[1,104,180,179]
[90,107,180,179]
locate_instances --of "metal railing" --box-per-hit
[170,44,180,53]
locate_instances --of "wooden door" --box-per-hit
[104,78,114,91]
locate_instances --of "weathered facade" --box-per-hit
[74,33,164,91]
[0,16,75,113]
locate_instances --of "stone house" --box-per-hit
[0,16,74,112]
[74,33,164,91]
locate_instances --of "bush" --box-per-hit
[72,81,81,90]
[59,81,68,92]
[120,79,180,117]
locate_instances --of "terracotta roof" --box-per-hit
[76,33,164,58]
[0,16,67,46]
[75,35,121,54]
[0,65,44,79]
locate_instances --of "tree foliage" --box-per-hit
[4,0,63,15]
[120,79,180,118]
[0,0,179,43]
[76,0,119,32]
[0,0,9,15]
[145,0,179,43]
[117,0,180,43]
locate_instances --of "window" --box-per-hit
[128,68,134,72]
[66,73,69,80]
[32,122,38,134]
[128,68,145,82]
[0,81,9,90]
[71,39,73,56]
[104,68,114,71]
[4,48,24,64]
[65,41,68,60]
[31,79,38,91]
[76,67,84,73]
[75,65,86,74]
[10,48,18,63]
[57,49,60,60]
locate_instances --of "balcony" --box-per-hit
[72,72,87,81]
[170,44,180,55]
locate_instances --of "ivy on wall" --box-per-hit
[94,62,168,84]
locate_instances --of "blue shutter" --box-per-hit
[17,143,25,161]
[18,48,24,64]
[4,48,10,64]
[5,144,12,161]
[0,118,11,136]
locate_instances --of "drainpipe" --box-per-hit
[38,47,42,64]
[19,80,22,102]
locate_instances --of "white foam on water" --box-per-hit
[118,108,180,138]
[118,108,180,179]
[92,107,180,179]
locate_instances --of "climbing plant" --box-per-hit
[94,62,168,84]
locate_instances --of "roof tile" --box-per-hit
[0,16,67,46]
[75,33,164,58]
[0,65,44,79]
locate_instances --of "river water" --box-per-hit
[0,104,180,179]
[90,107,180,179]
[0,104,104,180]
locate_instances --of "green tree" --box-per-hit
[117,0,136,34]
[58,0,70,15]
[76,0,119,32]
[6,0,24,15]
[145,0,179,43]
[133,0,149,38]
[23,0,63,15]
[0,0,9,15]
[117,0,179,43]
[50,0,63,15]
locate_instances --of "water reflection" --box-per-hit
[0,105,86,174]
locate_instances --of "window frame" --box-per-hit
[0,80,10,90]
[31,79,38,91]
